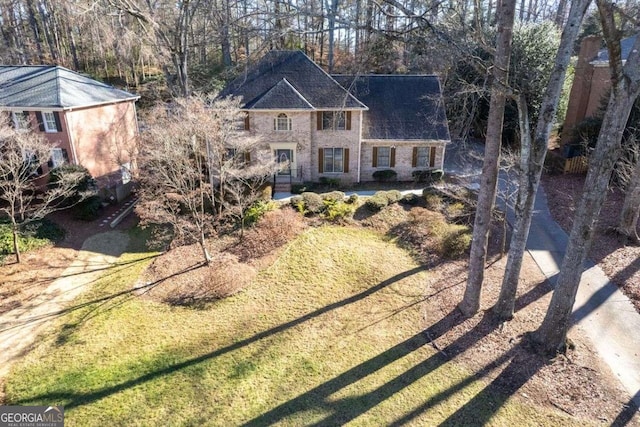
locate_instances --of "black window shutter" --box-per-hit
[35,112,45,132]
[62,149,69,162]
[318,148,324,173]
[430,147,436,167]
[346,111,352,130]
[390,147,396,167]
[343,148,349,173]
[53,112,62,132]
[372,147,378,167]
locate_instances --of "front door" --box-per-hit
[276,149,293,175]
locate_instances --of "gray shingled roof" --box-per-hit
[0,65,139,109]
[594,34,638,62]
[219,51,367,110]
[333,75,450,141]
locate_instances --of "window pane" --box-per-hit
[324,149,333,172]
[44,112,57,132]
[333,148,343,172]
[416,147,429,167]
[322,112,332,130]
[276,113,290,131]
[335,112,346,130]
[377,147,390,167]
[51,148,65,168]
[13,112,29,130]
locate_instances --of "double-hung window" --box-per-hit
[274,113,291,131]
[323,148,344,173]
[12,112,30,130]
[43,112,59,132]
[415,147,430,168]
[376,146,391,168]
[50,148,66,168]
[322,111,346,130]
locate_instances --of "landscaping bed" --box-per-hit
[542,173,640,313]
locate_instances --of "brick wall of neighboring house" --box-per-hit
[360,141,446,182]
[563,36,610,144]
[65,101,138,184]
[310,111,362,183]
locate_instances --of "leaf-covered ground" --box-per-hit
[542,173,640,313]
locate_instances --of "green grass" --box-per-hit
[5,226,591,426]
[0,218,65,262]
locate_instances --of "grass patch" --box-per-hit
[5,226,589,426]
[0,219,65,263]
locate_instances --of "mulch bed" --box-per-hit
[542,173,640,313]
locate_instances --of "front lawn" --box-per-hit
[5,225,595,426]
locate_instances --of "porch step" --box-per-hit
[274,183,292,192]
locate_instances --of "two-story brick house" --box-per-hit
[219,51,450,189]
[0,65,139,198]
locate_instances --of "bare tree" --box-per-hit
[0,124,85,263]
[617,138,640,242]
[459,0,517,317]
[136,95,273,264]
[493,0,592,321]
[532,3,640,354]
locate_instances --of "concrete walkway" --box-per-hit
[0,231,129,378]
[528,186,640,410]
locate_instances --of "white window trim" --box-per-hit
[50,148,65,168]
[322,111,346,131]
[376,146,391,168]
[323,147,344,173]
[416,146,430,168]
[274,113,292,131]
[43,112,59,133]
[12,112,30,131]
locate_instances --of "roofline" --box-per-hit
[62,97,140,111]
[242,106,369,111]
[281,77,315,109]
[0,96,140,111]
[363,138,450,143]
[332,73,442,78]
[297,51,369,110]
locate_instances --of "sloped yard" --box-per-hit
[3,219,635,425]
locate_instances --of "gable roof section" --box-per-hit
[251,78,314,109]
[219,50,367,110]
[0,65,139,109]
[593,34,638,63]
[334,74,450,141]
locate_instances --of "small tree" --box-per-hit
[0,124,85,263]
[136,95,273,264]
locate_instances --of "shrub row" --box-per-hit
[364,190,403,211]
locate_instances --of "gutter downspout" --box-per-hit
[64,112,80,165]
[357,110,363,183]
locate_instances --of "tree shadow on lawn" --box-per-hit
[14,265,428,408]
[243,281,552,426]
[12,259,566,427]
[15,272,556,426]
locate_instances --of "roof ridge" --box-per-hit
[298,51,367,110]
[280,77,315,109]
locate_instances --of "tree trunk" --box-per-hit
[532,1,640,356]
[459,0,517,317]
[12,225,21,264]
[200,231,212,265]
[493,0,590,321]
[618,157,640,241]
[326,0,339,72]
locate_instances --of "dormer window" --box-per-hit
[274,113,291,131]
